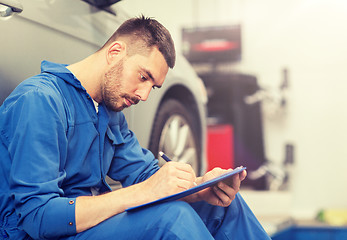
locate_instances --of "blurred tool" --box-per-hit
[248,143,294,191]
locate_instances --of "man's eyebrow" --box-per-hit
[143,68,162,88]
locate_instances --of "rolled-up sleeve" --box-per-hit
[21,197,77,238]
[1,86,76,239]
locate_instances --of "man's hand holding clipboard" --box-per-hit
[127,152,247,211]
[184,166,247,207]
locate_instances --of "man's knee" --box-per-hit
[160,201,196,219]
[145,201,212,239]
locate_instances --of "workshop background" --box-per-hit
[1,0,346,237]
[117,0,347,231]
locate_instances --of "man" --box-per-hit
[0,16,270,239]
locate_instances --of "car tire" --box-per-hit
[148,99,201,174]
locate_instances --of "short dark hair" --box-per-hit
[102,15,176,68]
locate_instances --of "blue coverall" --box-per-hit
[0,61,270,239]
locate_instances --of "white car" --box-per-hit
[0,0,208,176]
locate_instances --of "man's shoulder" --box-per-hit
[11,73,65,101]
[0,72,72,119]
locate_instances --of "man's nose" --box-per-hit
[135,85,152,101]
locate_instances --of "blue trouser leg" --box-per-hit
[63,201,214,240]
[190,193,271,240]
[63,193,270,240]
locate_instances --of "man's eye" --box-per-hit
[140,73,147,81]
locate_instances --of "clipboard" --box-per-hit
[126,166,246,211]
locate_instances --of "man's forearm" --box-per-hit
[75,181,152,233]
[74,162,199,233]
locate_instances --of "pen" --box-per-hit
[159,151,197,186]
[159,151,171,162]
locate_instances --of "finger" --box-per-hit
[230,172,241,190]
[217,181,238,198]
[175,169,196,183]
[164,162,197,188]
[208,167,224,179]
[219,169,240,189]
[175,177,197,191]
[172,162,197,183]
[240,170,247,181]
[167,161,196,177]
[212,185,234,206]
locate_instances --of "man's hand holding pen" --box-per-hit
[151,152,247,207]
[142,158,197,201]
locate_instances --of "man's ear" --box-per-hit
[106,41,127,64]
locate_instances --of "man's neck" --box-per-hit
[67,53,104,103]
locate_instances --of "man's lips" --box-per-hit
[124,96,140,107]
[124,98,133,107]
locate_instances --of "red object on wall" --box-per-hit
[207,124,234,171]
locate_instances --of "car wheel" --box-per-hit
[148,99,201,174]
